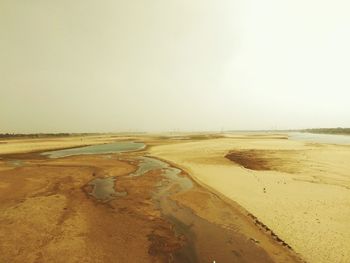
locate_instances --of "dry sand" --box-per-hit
[150,134,350,263]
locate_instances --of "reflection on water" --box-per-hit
[129,157,167,177]
[289,132,350,144]
[88,156,192,202]
[132,157,193,193]
[42,141,145,158]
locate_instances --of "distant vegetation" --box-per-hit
[0,133,86,139]
[300,128,350,135]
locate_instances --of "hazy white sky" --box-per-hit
[1,0,349,133]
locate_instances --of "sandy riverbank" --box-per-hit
[0,135,303,262]
[150,133,350,263]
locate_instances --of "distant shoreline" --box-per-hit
[1,128,349,139]
[298,128,350,135]
[226,128,350,136]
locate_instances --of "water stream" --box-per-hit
[42,141,272,262]
[87,156,193,202]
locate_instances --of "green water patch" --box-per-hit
[42,141,145,158]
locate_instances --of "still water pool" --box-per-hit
[42,141,145,158]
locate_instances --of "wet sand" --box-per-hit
[0,135,303,262]
[150,133,350,263]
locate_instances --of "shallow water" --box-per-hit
[88,177,127,201]
[87,156,193,202]
[289,132,350,144]
[155,165,193,196]
[129,157,168,177]
[42,141,145,158]
[129,156,193,196]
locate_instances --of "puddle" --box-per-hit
[42,141,145,158]
[88,177,126,201]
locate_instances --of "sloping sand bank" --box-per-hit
[150,134,350,263]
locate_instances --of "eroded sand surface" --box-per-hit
[0,135,302,263]
[150,134,350,263]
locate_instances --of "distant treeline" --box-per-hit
[0,133,94,139]
[301,128,350,135]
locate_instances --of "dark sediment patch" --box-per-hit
[225,150,273,171]
[225,150,300,173]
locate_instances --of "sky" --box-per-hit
[1,0,349,133]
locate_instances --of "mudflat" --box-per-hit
[0,134,305,262]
